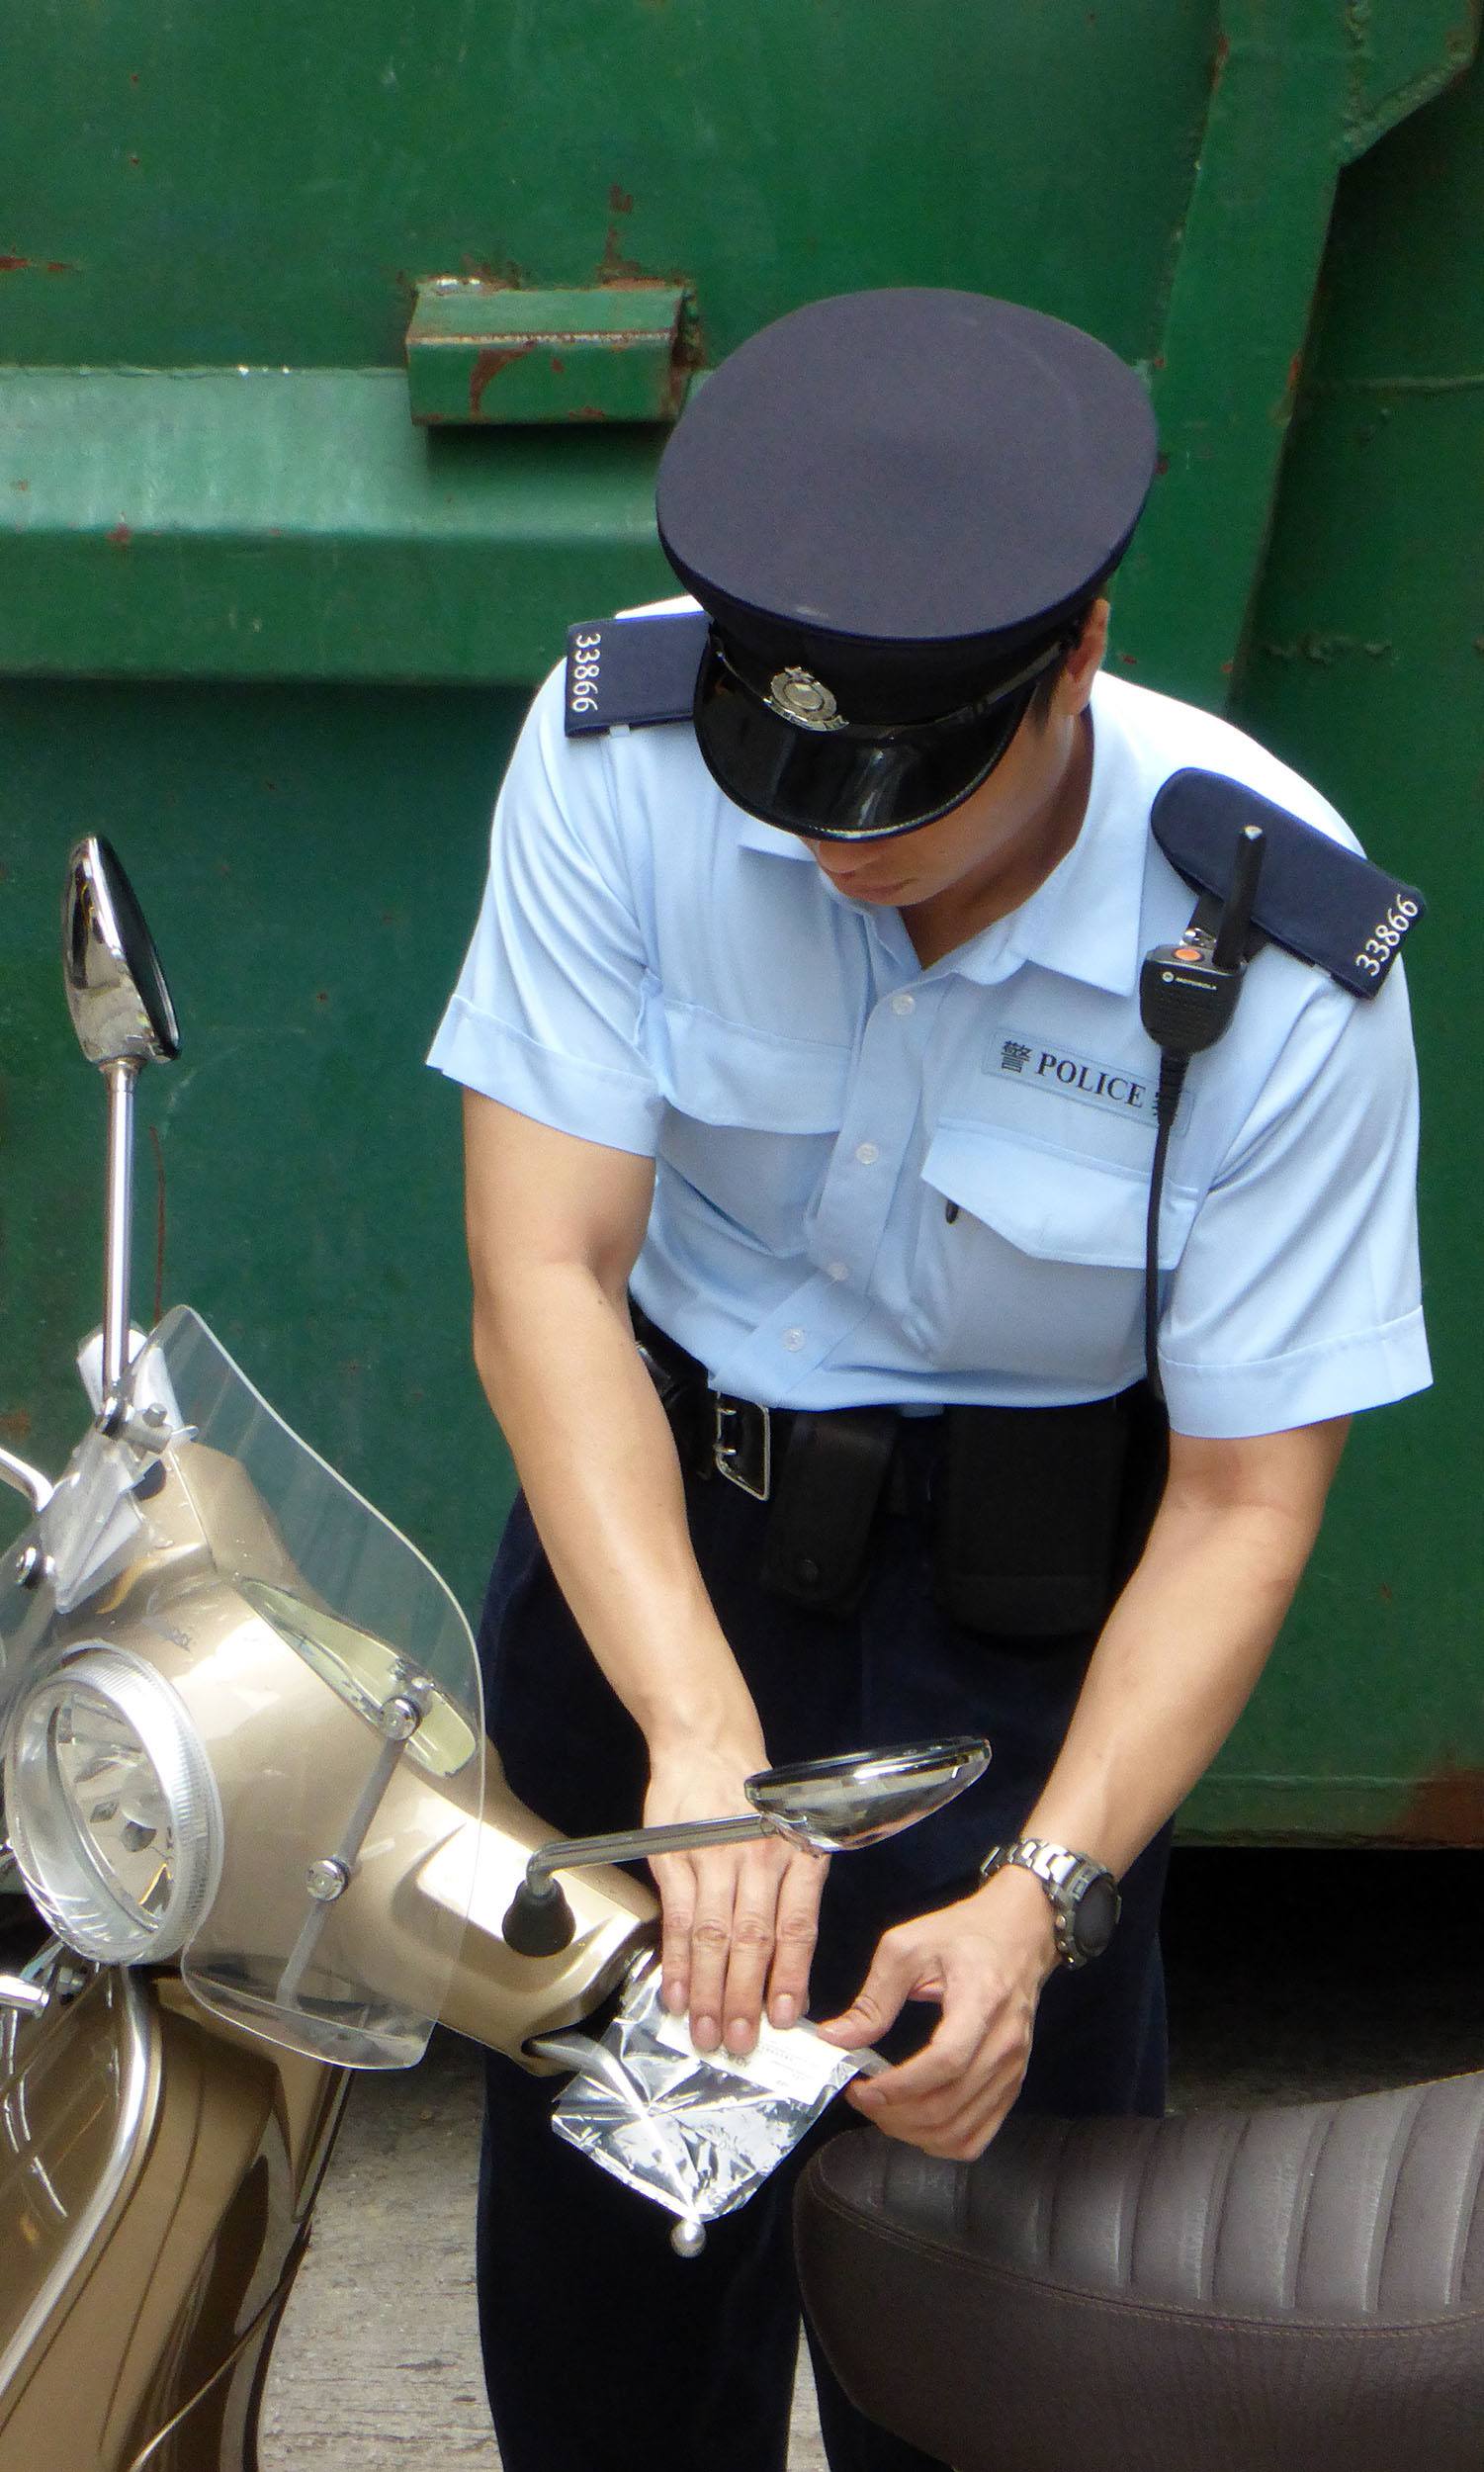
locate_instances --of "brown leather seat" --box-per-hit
[795,2072,1484,2471]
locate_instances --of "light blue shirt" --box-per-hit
[430,646,1430,1440]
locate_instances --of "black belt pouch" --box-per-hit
[759,1408,900,1618]
[934,1391,1167,1640]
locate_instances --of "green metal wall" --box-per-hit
[0,678,526,1613]
[2,1,1480,1838]
[1206,50,1484,1840]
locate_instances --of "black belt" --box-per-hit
[631,1301,1169,1637]
[632,1302,805,1503]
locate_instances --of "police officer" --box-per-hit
[429,291,1428,2472]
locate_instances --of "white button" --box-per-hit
[782,1326,807,1352]
[827,1261,849,1282]
[890,992,916,1016]
[854,1141,880,1166]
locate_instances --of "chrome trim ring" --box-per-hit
[0,1966,155,2401]
[4,1647,223,1966]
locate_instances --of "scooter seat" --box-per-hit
[795,2071,1484,2471]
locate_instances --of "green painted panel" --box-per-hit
[1340,0,1480,156]
[0,680,527,1621]
[1182,52,1484,1843]
[0,370,675,680]
[0,3,1216,372]
[1118,0,1481,710]
[4,6,1474,702]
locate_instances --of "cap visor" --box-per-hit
[693,649,1032,840]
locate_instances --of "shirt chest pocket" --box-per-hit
[910,1117,1200,1385]
[641,988,852,1256]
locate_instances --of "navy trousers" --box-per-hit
[474,1440,1171,2472]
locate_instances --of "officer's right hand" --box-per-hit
[644,1744,829,2058]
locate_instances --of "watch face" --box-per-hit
[1073,1875,1119,1959]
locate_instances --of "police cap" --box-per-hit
[655,289,1158,841]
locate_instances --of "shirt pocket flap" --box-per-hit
[921,1118,1198,1271]
[642,988,851,1132]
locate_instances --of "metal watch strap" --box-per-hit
[979,1835,1118,1969]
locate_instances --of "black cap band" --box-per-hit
[694,640,1052,841]
[714,626,1073,746]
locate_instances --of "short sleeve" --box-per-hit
[1159,962,1431,1438]
[427,665,663,1156]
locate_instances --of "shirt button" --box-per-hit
[782,1327,807,1352]
[827,1261,849,1282]
[854,1141,880,1166]
[890,992,916,1016]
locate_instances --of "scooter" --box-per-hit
[0,839,987,2472]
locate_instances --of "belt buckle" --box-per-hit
[713,1395,771,1503]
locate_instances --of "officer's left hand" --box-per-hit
[816,1866,1059,2160]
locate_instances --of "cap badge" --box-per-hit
[766,667,847,733]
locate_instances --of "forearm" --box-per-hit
[1022,1421,1350,1876]
[475,1263,762,1764]
[462,1098,822,2048]
[825,1479,1321,2156]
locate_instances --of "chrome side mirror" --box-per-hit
[63,836,180,1070]
[743,1739,991,1850]
[502,1735,991,1956]
[62,839,181,1402]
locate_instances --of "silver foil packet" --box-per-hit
[534,1958,880,2254]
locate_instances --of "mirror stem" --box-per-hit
[503,1814,774,1958]
[525,1812,772,1896]
[102,1058,141,1398]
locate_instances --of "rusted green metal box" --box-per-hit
[1,2,1480,1841]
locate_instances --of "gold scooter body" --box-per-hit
[0,1829,651,2472]
[0,839,655,2471]
[0,1378,655,2472]
[1,1971,352,2472]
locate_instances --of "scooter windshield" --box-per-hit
[142,1306,484,2070]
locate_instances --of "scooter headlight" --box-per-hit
[3,1647,222,1964]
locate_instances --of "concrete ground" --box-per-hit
[260,1851,1482,2469]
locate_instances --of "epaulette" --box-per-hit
[564,609,710,738]
[1151,769,1425,998]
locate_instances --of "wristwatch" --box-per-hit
[979,1836,1121,1969]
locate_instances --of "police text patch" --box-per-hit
[988,1031,1161,1125]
